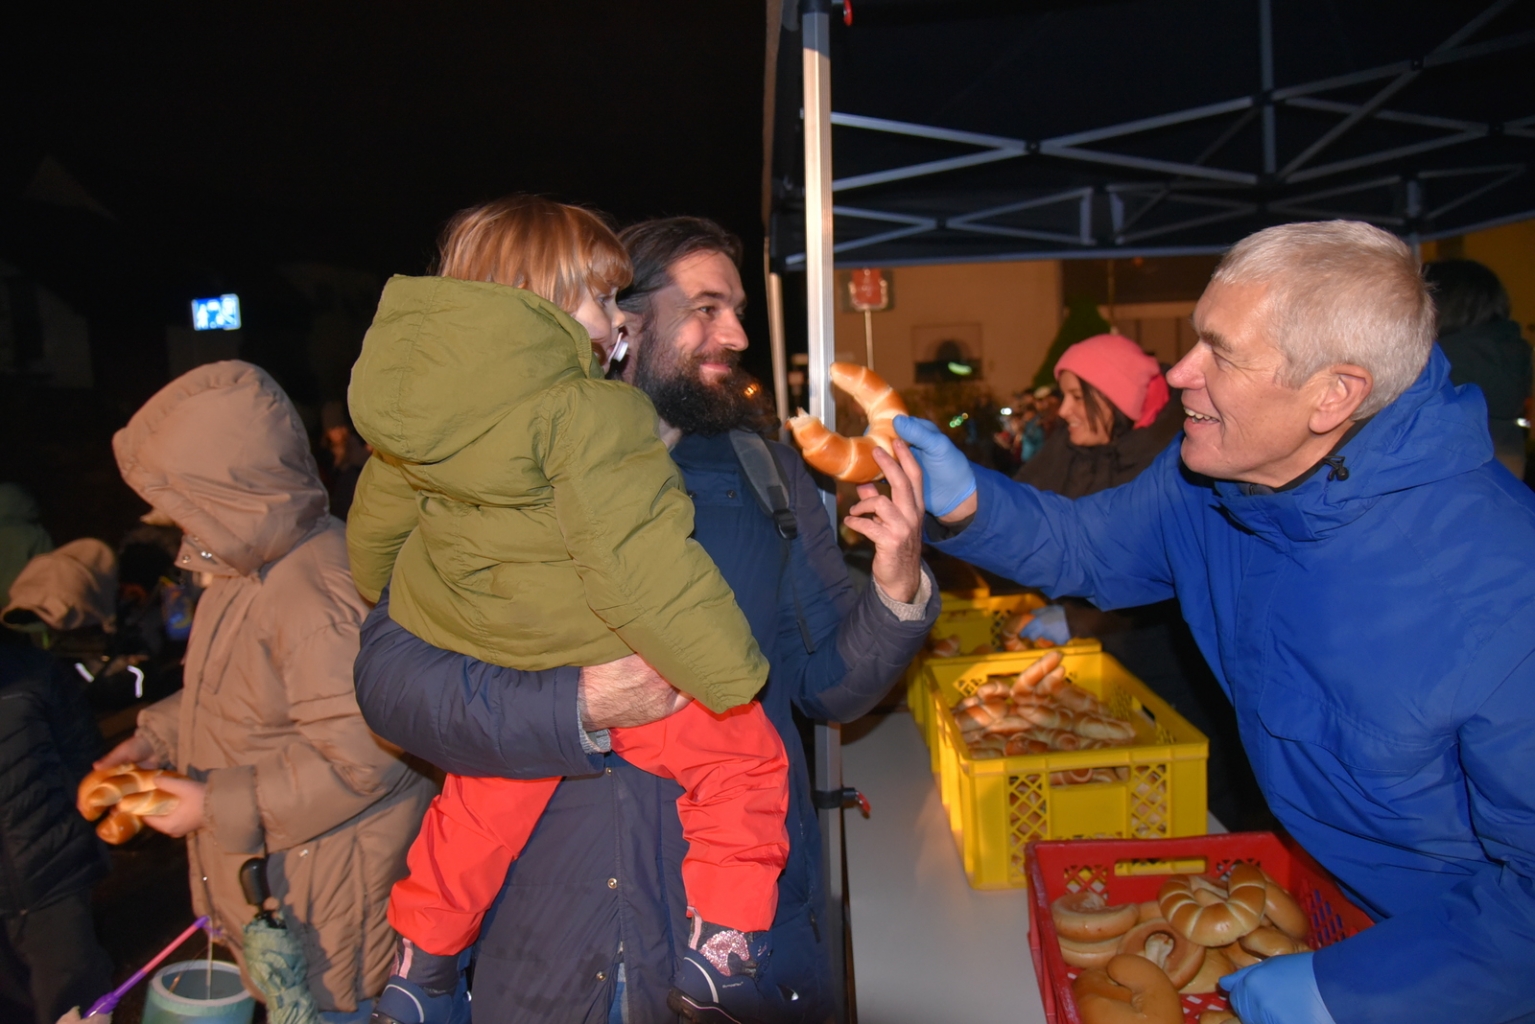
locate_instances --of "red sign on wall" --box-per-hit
[847,268,891,312]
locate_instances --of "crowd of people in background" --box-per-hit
[0,222,1529,1024]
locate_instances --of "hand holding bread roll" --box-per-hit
[77,763,187,844]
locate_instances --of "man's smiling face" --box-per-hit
[627,250,756,435]
[1168,280,1332,486]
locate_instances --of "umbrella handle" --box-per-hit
[83,915,212,1018]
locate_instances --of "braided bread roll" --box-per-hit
[77,765,167,820]
[1075,714,1137,743]
[78,764,187,844]
[1010,650,1065,699]
[973,679,1012,702]
[117,788,181,817]
[95,806,143,844]
[1004,734,1049,756]
[1053,683,1104,714]
[1159,864,1267,946]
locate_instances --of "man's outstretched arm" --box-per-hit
[897,415,1180,611]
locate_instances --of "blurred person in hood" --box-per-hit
[98,361,436,1023]
[1,539,118,638]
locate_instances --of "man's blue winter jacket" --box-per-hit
[932,347,1535,1024]
[354,432,937,1024]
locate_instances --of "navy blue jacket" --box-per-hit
[932,348,1535,1024]
[355,433,937,1023]
[0,641,109,915]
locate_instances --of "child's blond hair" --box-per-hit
[437,195,632,313]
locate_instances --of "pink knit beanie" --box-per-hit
[1054,334,1170,429]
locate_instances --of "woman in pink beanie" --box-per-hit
[1018,333,1181,495]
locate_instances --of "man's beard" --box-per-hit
[631,327,758,437]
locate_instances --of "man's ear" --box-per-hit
[1310,363,1373,434]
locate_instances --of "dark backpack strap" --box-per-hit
[729,430,798,541]
[729,430,816,654]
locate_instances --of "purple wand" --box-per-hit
[83,915,213,1018]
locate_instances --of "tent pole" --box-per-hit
[802,3,851,1022]
[803,1,837,505]
[1259,0,1276,175]
[765,242,791,429]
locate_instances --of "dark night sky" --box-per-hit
[0,2,776,543]
[2,1,775,372]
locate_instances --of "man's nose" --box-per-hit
[711,310,748,352]
[1167,348,1203,390]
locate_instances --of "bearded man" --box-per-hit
[354,217,938,1024]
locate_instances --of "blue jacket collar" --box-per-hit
[1206,346,1493,548]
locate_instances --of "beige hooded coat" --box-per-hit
[1,537,117,632]
[114,361,435,1013]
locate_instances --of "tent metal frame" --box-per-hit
[781,0,1533,269]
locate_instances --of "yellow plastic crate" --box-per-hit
[922,649,1208,890]
[906,591,1099,750]
[934,592,1049,645]
[908,592,1047,727]
[907,639,1103,756]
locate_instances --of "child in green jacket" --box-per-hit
[348,197,788,1024]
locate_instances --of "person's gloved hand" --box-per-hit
[1222,952,1337,1024]
[892,415,976,518]
[1019,604,1070,645]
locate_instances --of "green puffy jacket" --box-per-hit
[347,276,767,713]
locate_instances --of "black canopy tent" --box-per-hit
[767,0,1535,271]
[763,3,1533,1018]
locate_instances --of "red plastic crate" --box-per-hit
[1026,832,1374,1024]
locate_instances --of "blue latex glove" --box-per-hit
[892,415,977,517]
[1019,604,1071,645]
[1222,952,1337,1024]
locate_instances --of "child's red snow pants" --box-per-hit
[388,700,789,955]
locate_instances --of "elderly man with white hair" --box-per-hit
[895,220,1535,1024]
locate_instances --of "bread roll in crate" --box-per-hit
[923,648,1208,889]
[1026,832,1373,1024]
[907,591,1101,747]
